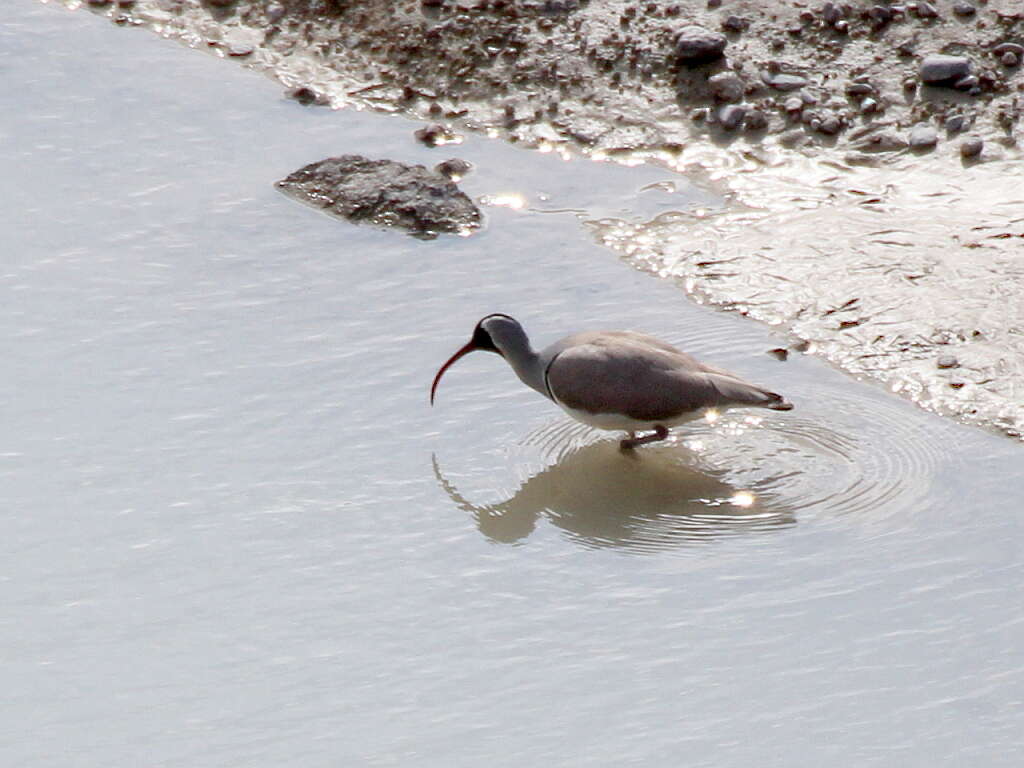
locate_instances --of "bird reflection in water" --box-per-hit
[432,439,795,553]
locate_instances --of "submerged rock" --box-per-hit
[276,155,482,239]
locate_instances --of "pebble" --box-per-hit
[993,43,1024,58]
[952,2,976,16]
[717,104,746,130]
[266,2,285,22]
[784,96,803,112]
[909,123,938,149]
[945,114,966,133]
[937,355,959,369]
[960,136,984,157]
[920,54,971,85]
[744,109,768,130]
[722,15,750,33]
[818,113,842,134]
[916,2,939,18]
[861,97,879,114]
[855,130,908,152]
[834,20,849,33]
[286,86,329,106]
[822,2,843,25]
[846,82,875,97]
[761,72,808,91]
[1002,52,1020,68]
[434,158,473,180]
[708,71,744,103]
[954,75,978,91]
[415,123,459,146]
[675,25,727,64]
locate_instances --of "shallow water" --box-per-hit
[4,3,1024,766]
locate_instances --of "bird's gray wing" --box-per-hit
[544,340,729,421]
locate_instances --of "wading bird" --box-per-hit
[430,314,793,450]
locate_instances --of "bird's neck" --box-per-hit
[502,345,549,400]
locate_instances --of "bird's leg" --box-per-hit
[619,425,669,451]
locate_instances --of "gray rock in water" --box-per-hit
[717,104,746,130]
[708,71,744,102]
[920,55,971,85]
[675,25,727,64]
[761,71,808,91]
[960,136,984,158]
[434,157,473,180]
[276,155,482,239]
[909,123,938,149]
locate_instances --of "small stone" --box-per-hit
[761,72,808,91]
[414,123,460,147]
[784,96,803,112]
[920,55,971,85]
[916,2,938,18]
[949,378,966,389]
[707,0,722,7]
[768,348,789,361]
[286,86,328,106]
[960,136,984,157]
[869,5,892,24]
[675,25,727,64]
[1002,52,1020,68]
[722,15,750,33]
[909,123,938,149]
[846,82,876,97]
[897,40,917,59]
[952,2,976,16]
[855,130,908,152]
[266,2,285,22]
[717,104,746,130]
[744,109,768,130]
[993,43,1024,58]
[822,2,843,24]
[861,97,879,113]
[818,113,842,134]
[834,20,849,33]
[434,158,473,180]
[937,355,959,369]
[708,71,745,102]
[945,114,966,133]
[954,75,978,91]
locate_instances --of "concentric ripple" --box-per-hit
[433,378,955,554]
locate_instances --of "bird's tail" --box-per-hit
[707,374,794,411]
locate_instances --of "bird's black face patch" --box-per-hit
[472,323,500,353]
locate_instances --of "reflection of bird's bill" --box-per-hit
[432,440,795,553]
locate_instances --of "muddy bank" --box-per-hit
[69,0,1023,438]
[81,0,1024,158]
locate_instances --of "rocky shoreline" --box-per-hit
[81,0,1024,163]
[71,0,1024,440]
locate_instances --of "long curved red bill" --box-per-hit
[430,340,477,405]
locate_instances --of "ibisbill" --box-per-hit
[430,314,793,450]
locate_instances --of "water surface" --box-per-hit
[3,4,1024,766]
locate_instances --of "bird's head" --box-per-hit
[430,314,524,405]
